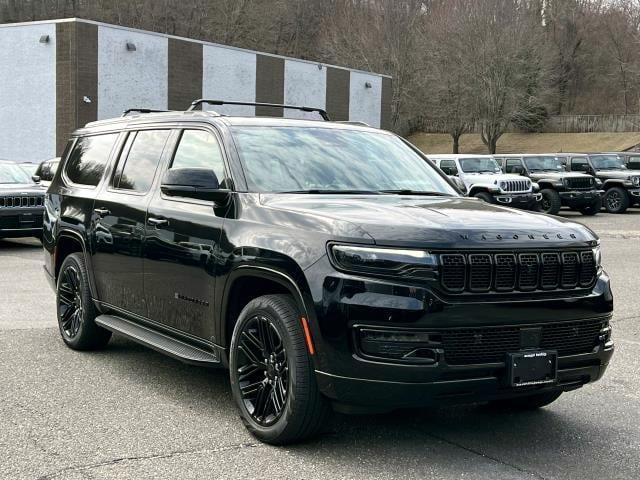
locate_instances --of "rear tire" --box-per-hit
[539,189,562,215]
[579,196,602,216]
[229,294,331,445]
[604,187,630,213]
[489,391,562,411]
[56,253,111,350]
[474,191,495,204]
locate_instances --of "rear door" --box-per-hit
[142,126,229,340]
[90,129,171,318]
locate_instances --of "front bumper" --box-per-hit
[559,190,603,207]
[306,257,614,409]
[0,207,44,237]
[629,188,640,200]
[493,192,541,208]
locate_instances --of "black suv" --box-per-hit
[0,160,45,240]
[559,153,640,213]
[495,154,602,215]
[43,101,614,444]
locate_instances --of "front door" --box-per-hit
[90,129,171,318]
[143,127,229,341]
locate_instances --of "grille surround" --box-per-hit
[565,177,594,190]
[500,179,531,193]
[0,195,44,208]
[438,250,597,294]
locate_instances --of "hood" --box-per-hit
[259,194,596,249]
[596,169,640,180]
[460,172,524,185]
[528,171,591,180]
[0,183,45,194]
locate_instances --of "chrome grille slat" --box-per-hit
[439,250,596,294]
[502,179,531,193]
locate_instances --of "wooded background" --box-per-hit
[2,0,640,152]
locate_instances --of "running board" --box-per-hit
[95,314,221,367]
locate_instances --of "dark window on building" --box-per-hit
[113,130,170,193]
[170,130,226,184]
[65,134,118,186]
[505,159,522,173]
[571,157,590,172]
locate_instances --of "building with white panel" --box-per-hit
[0,18,392,162]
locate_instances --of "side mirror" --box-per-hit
[161,168,230,203]
[511,165,524,175]
[32,175,41,183]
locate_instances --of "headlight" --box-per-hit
[632,176,640,186]
[329,244,437,277]
[499,181,507,190]
[592,243,602,269]
[595,178,603,186]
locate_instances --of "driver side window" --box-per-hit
[505,159,522,173]
[439,160,458,176]
[170,130,228,188]
[571,157,589,172]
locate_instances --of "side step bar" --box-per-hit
[95,314,221,367]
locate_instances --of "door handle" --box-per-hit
[147,217,169,228]
[94,208,110,217]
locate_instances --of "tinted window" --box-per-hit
[171,130,226,182]
[439,160,458,174]
[231,126,457,195]
[571,157,590,171]
[505,159,522,173]
[66,134,118,186]
[627,156,640,169]
[113,130,170,193]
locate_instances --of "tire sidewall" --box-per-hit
[604,187,630,213]
[540,189,561,214]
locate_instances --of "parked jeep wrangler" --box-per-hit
[0,160,45,240]
[494,154,603,215]
[558,153,640,213]
[44,101,614,444]
[429,154,540,210]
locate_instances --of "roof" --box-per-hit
[77,110,385,135]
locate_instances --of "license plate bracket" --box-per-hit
[507,350,557,387]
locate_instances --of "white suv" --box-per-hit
[429,154,541,210]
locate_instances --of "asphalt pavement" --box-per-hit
[1,209,639,479]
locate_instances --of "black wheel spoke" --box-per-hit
[57,265,83,339]
[234,314,290,427]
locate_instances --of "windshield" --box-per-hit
[0,163,32,184]
[231,126,458,195]
[523,156,564,171]
[590,155,626,170]
[459,157,501,173]
[19,163,38,176]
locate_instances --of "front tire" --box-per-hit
[229,294,331,445]
[604,187,630,213]
[579,196,602,216]
[56,253,111,350]
[539,189,562,215]
[489,390,562,411]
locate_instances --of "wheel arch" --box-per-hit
[55,229,100,301]
[602,179,628,190]
[220,266,312,350]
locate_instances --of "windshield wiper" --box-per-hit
[279,189,381,194]
[378,189,452,196]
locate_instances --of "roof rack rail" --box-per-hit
[187,99,331,121]
[122,108,169,117]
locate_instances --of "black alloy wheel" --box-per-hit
[56,253,111,350]
[229,294,330,444]
[604,187,630,213]
[58,264,84,338]
[236,314,289,427]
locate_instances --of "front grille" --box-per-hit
[502,179,530,192]
[565,177,594,190]
[0,196,44,208]
[440,318,606,365]
[439,250,597,294]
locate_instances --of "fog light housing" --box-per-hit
[356,328,441,364]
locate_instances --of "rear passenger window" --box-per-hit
[171,130,226,182]
[65,134,118,186]
[113,130,170,193]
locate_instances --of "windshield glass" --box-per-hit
[0,163,32,184]
[590,155,626,170]
[523,156,564,171]
[231,127,458,194]
[459,157,501,173]
[19,163,38,176]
